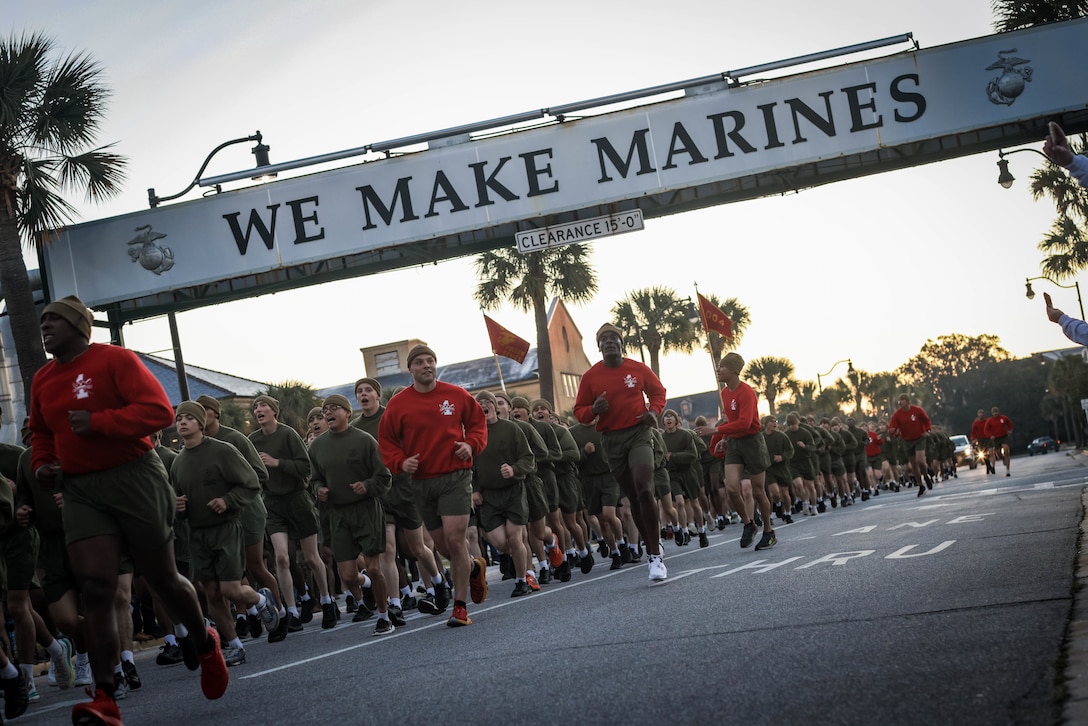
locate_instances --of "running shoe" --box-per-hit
[345,592,358,613]
[525,572,541,591]
[698,531,709,548]
[299,597,316,624]
[610,553,623,570]
[916,485,926,498]
[401,594,417,610]
[511,581,530,597]
[470,556,489,604]
[352,605,374,623]
[112,673,128,700]
[53,637,75,689]
[27,680,40,703]
[1,669,27,719]
[754,531,778,551]
[197,626,229,700]
[538,567,553,584]
[579,551,594,574]
[740,521,757,548]
[373,618,395,636]
[555,558,572,583]
[267,616,289,643]
[361,584,378,612]
[247,613,262,640]
[71,688,120,726]
[257,588,280,634]
[74,659,93,686]
[321,602,338,629]
[122,660,142,690]
[547,535,565,568]
[156,643,184,666]
[446,604,472,627]
[223,645,246,667]
[48,659,56,687]
[388,605,406,627]
[647,555,667,583]
[435,584,450,612]
[417,593,445,615]
[287,615,304,633]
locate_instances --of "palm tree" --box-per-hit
[991,1,1088,32]
[611,286,698,377]
[264,380,320,436]
[745,356,797,417]
[696,293,751,372]
[789,380,819,414]
[474,245,597,404]
[835,367,872,416]
[0,32,127,400]
[867,372,902,420]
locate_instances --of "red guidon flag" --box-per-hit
[483,315,531,363]
[697,293,733,339]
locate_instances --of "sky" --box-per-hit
[6,0,1079,400]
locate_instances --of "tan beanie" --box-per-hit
[307,407,324,422]
[253,394,280,416]
[323,394,353,412]
[195,395,221,417]
[42,295,94,340]
[176,401,207,429]
[595,322,623,342]
[406,344,437,367]
[355,377,382,396]
[510,396,531,411]
[475,390,498,407]
[530,398,553,413]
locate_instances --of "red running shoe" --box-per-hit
[71,687,122,726]
[198,626,229,700]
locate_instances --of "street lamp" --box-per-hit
[147,131,274,208]
[1026,276,1085,321]
[817,358,853,393]
[995,147,1050,189]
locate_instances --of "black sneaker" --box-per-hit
[579,552,594,575]
[122,660,142,691]
[156,642,184,666]
[113,672,129,700]
[817,501,827,513]
[674,529,684,547]
[740,522,757,548]
[388,605,406,627]
[717,516,727,530]
[754,531,777,551]
[247,613,262,639]
[373,618,395,636]
[782,514,794,525]
[345,593,358,613]
[401,594,417,610]
[417,594,445,615]
[352,605,374,622]
[321,602,338,629]
[287,614,304,633]
[619,547,632,564]
[179,633,200,669]
[299,597,316,624]
[754,512,763,527]
[917,485,926,498]
[610,553,623,570]
[361,585,377,612]
[698,531,709,548]
[1,669,28,719]
[597,540,609,558]
[268,616,289,643]
[829,496,838,509]
[628,547,643,564]
[235,615,249,640]
[555,559,572,582]
[434,586,450,612]
[510,581,530,597]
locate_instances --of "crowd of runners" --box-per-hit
[0,300,1002,725]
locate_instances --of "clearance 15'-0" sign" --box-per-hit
[44,19,1088,308]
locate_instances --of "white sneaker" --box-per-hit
[648,555,667,582]
[73,660,92,687]
[52,638,75,689]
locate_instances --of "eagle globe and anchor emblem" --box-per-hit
[985,49,1033,106]
[126,225,174,275]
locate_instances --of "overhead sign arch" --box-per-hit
[42,19,1088,325]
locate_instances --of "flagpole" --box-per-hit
[482,311,509,393]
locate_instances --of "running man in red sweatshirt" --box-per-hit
[574,324,668,583]
[887,394,933,496]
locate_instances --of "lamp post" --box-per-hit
[147,131,273,208]
[146,132,275,402]
[817,358,853,393]
[995,147,1050,189]
[1025,276,1084,321]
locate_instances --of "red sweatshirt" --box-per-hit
[864,431,883,457]
[715,381,761,439]
[30,344,174,475]
[984,414,1013,438]
[573,358,667,433]
[888,405,932,442]
[970,419,988,441]
[378,381,488,479]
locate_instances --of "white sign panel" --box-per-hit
[515,210,644,254]
[43,19,1088,308]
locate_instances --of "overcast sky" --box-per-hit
[7,0,1078,400]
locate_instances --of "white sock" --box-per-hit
[0,663,17,680]
[228,637,243,650]
[46,639,65,659]
[121,650,134,664]
[359,573,372,589]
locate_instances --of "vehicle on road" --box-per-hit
[1026,436,1061,455]
[951,434,977,469]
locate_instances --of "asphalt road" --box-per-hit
[20,452,1088,725]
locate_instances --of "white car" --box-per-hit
[951,435,977,469]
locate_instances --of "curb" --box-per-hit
[1064,489,1088,723]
